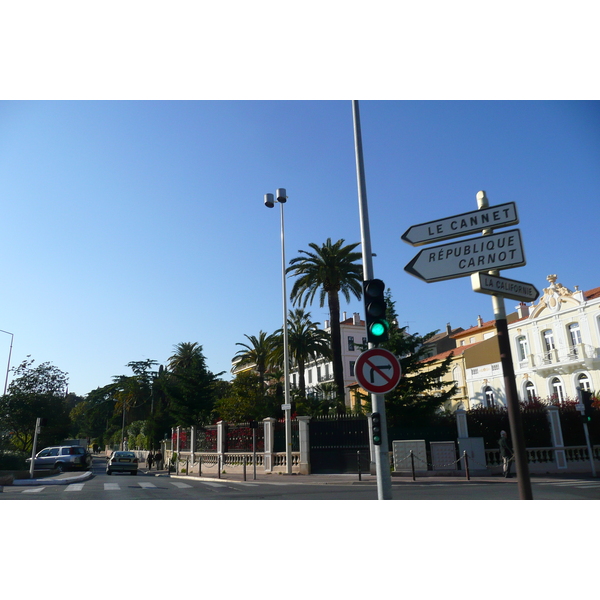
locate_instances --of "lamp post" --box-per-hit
[0,330,14,396]
[264,188,292,475]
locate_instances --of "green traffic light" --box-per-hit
[370,320,389,338]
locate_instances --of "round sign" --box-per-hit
[355,348,402,394]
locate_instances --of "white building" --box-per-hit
[289,312,367,408]
[465,274,600,407]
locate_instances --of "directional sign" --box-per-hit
[355,348,401,395]
[471,272,539,303]
[404,229,526,283]
[401,202,519,246]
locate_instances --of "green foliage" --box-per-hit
[213,371,267,422]
[0,358,71,453]
[380,291,456,427]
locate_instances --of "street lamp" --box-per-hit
[0,330,14,396]
[264,188,292,475]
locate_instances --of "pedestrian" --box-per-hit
[154,450,163,470]
[147,451,154,470]
[498,430,513,478]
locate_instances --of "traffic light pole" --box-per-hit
[353,100,393,500]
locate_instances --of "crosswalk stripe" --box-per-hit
[138,481,157,489]
[22,487,45,493]
[66,483,85,491]
[199,482,227,488]
[170,482,192,489]
[104,483,120,490]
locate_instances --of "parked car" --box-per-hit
[26,445,93,472]
[106,451,138,475]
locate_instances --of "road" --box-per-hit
[2,457,600,499]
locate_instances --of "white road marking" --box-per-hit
[65,483,85,491]
[137,481,157,489]
[22,487,45,493]
[170,482,192,489]
[104,483,120,490]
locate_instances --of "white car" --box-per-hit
[106,451,138,475]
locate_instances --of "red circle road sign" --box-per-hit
[354,348,402,394]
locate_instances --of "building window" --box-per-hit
[551,377,565,403]
[542,330,555,362]
[308,369,312,384]
[349,361,355,377]
[517,336,529,362]
[525,381,536,402]
[348,336,354,351]
[568,323,582,356]
[362,337,367,348]
[577,373,591,392]
[484,386,495,408]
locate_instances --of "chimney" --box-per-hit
[516,303,529,319]
[446,323,452,335]
[353,312,360,325]
[477,315,483,327]
[342,311,347,322]
[324,319,330,330]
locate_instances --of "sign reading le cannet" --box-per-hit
[404,229,526,283]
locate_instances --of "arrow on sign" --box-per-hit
[401,202,519,246]
[404,229,526,283]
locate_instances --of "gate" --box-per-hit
[309,416,370,473]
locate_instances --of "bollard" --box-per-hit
[186,457,189,475]
[199,455,202,477]
[218,455,221,479]
[410,450,416,481]
[463,451,470,481]
[243,455,247,481]
[357,450,362,481]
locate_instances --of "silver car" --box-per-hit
[27,446,92,472]
[106,451,138,475]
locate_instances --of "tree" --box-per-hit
[0,358,71,453]
[213,371,265,423]
[273,308,331,400]
[380,290,457,426]
[232,331,278,398]
[286,238,362,408]
[167,343,220,427]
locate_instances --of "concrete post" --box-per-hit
[297,416,311,475]
[546,406,567,469]
[456,408,469,439]
[190,426,196,470]
[263,418,276,473]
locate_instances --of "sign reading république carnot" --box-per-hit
[404,229,525,283]
[401,202,518,246]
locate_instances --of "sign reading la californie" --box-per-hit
[401,202,518,246]
[404,229,526,283]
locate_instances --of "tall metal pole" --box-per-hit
[352,100,393,500]
[477,190,533,500]
[265,190,293,475]
[280,197,293,475]
[0,330,14,396]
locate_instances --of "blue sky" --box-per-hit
[0,100,598,395]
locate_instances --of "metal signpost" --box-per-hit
[403,191,534,500]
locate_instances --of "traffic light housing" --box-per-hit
[363,279,389,344]
[371,412,382,445]
[581,390,594,422]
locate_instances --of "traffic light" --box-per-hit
[581,390,594,422]
[363,279,389,344]
[371,412,382,445]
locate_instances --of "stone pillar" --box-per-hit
[190,426,196,468]
[263,418,276,473]
[297,416,311,475]
[456,408,469,439]
[546,406,567,469]
[217,421,226,470]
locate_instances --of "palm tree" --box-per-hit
[168,342,204,373]
[274,308,331,399]
[286,238,363,408]
[232,331,278,397]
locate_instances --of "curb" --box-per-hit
[11,470,94,486]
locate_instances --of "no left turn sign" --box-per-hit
[355,348,402,395]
